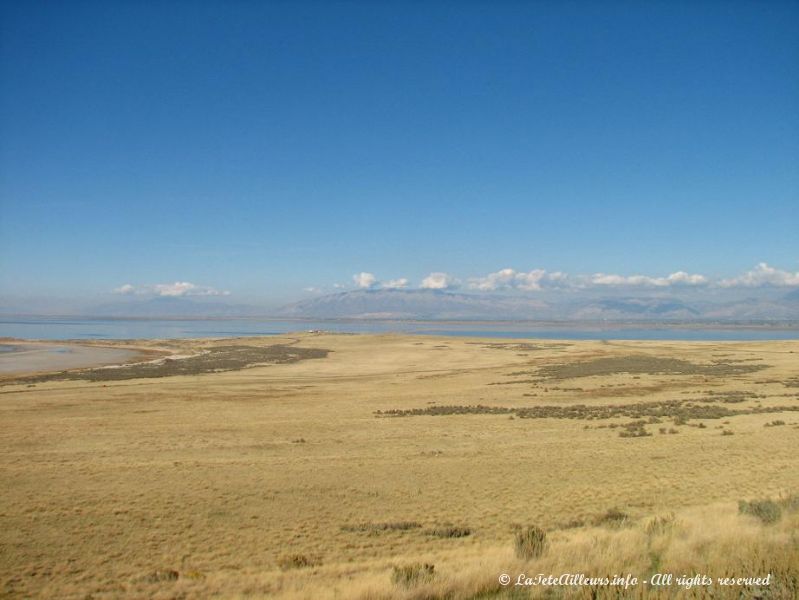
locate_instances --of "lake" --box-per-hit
[1,317,798,341]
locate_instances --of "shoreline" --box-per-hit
[2,319,799,344]
[0,340,166,376]
[1,332,797,381]
[2,315,799,329]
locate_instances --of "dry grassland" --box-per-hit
[1,333,798,599]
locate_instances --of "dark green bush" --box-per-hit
[739,499,781,524]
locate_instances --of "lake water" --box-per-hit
[1,317,798,341]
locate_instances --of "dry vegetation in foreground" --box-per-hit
[1,334,798,599]
[129,496,799,599]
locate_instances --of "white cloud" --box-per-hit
[353,272,378,289]
[591,273,662,287]
[515,270,551,291]
[719,263,799,287]
[384,278,409,289]
[665,271,708,286]
[421,272,459,290]
[351,273,410,289]
[469,268,516,291]
[111,282,230,297]
[303,286,322,294]
[315,264,798,297]
[113,283,136,295]
[467,268,708,291]
[153,282,200,296]
[590,271,707,288]
[547,271,569,283]
[468,268,569,291]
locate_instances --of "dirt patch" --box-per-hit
[469,342,571,351]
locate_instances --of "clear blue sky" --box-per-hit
[1,1,797,305]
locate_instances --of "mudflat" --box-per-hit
[0,342,143,375]
[0,333,797,599]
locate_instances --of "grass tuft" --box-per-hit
[429,525,472,538]
[514,525,547,559]
[391,563,435,587]
[645,513,676,535]
[277,554,321,570]
[594,508,631,528]
[341,521,421,533]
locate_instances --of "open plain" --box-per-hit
[1,333,798,599]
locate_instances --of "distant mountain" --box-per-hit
[276,289,551,320]
[570,297,700,320]
[87,296,265,318]
[277,289,799,321]
[9,288,793,321]
[701,297,799,320]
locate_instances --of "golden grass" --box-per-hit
[258,501,798,600]
[1,333,798,598]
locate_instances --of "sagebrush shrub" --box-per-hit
[739,499,781,524]
[515,525,547,559]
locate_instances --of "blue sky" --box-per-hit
[1,1,797,307]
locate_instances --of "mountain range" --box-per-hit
[273,288,799,322]
[2,288,798,321]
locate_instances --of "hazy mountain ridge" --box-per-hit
[87,296,266,318]
[4,289,798,321]
[277,289,799,321]
[275,289,551,320]
[569,298,701,321]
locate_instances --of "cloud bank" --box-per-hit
[113,282,230,297]
[351,273,409,290]
[421,272,459,290]
[719,263,799,288]
[353,272,378,289]
[589,271,708,288]
[340,263,796,294]
[469,268,568,291]
[467,268,707,291]
[384,278,409,289]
